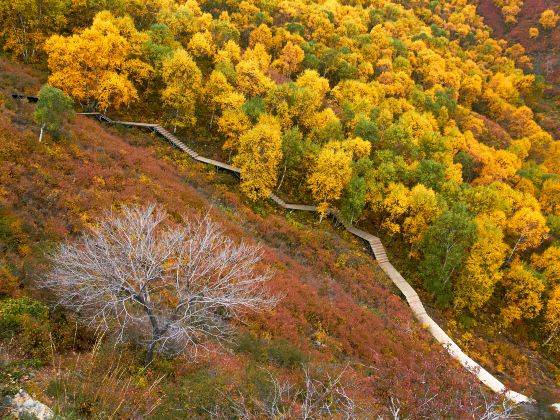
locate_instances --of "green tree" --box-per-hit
[33,84,74,142]
[340,174,367,224]
[420,205,476,306]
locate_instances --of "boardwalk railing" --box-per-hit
[76,111,549,408]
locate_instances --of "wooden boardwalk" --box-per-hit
[77,111,540,407]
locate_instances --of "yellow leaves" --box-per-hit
[508,106,540,138]
[358,62,374,81]
[544,142,560,175]
[273,41,304,77]
[249,24,273,49]
[540,9,559,30]
[507,207,549,253]
[305,108,339,132]
[331,80,384,116]
[187,31,215,57]
[214,40,241,64]
[96,73,138,111]
[402,184,441,248]
[295,70,330,108]
[540,179,560,217]
[454,216,508,312]
[459,74,482,107]
[235,59,273,96]
[529,27,539,38]
[398,110,438,143]
[243,43,271,73]
[161,48,202,129]
[532,247,560,285]
[341,137,371,159]
[307,148,352,217]
[217,109,251,152]
[381,183,409,236]
[494,0,523,23]
[44,11,151,110]
[475,149,521,185]
[204,70,245,112]
[233,115,282,201]
[544,286,560,341]
[500,260,544,327]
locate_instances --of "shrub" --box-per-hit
[0,297,48,338]
[234,333,308,368]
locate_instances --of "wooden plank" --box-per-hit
[112,121,159,128]
[284,204,316,211]
[194,156,241,173]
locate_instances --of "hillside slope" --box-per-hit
[478,0,560,81]
[0,59,512,418]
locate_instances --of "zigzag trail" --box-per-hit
[73,110,556,410]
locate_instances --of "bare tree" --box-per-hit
[41,205,277,365]
[301,366,357,419]
[221,366,357,419]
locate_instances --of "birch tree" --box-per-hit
[33,84,74,142]
[42,205,276,365]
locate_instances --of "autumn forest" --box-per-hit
[1,0,560,418]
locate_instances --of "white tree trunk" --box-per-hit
[38,123,45,142]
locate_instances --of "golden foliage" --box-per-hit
[308,148,352,217]
[44,11,151,110]
[233,115,282,201]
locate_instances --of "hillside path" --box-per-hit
[77,111,537,407]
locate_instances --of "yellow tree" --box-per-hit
[217,109,251,153]
[454,217,509,313]
[382,183,410,236]
[544,142,560,174]
[540,9,560,29]
[161,48,202,131]
[296,70,330,108]
[500,260,544,327]
[274,41,304,78]
[506,207,549,261]
[402,184,441,251]
[307,148,353,218]
[187,31,215,58]
[475,149,521,185]
[0,0,66,62]
[532,246,560,285]
[243,43,271,73]
[529,27,539,38]
[544,286,560,347]
[249,24,273,49]
[233,116,282,200]
[540,179,560,216]
[203,70,245,127]
[235,59,273,96]
[44,11,152,111]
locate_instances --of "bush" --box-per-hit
[234,333,308,368]
[0,264,19,298]
[20,314,52,359]
[0,297,48,338]
[267,338,308,368]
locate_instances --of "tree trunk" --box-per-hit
[277,162,287,192]
[145,341,156,366]
[543,324,559,346]
[506,236,522,265]
[38,123,45,142]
